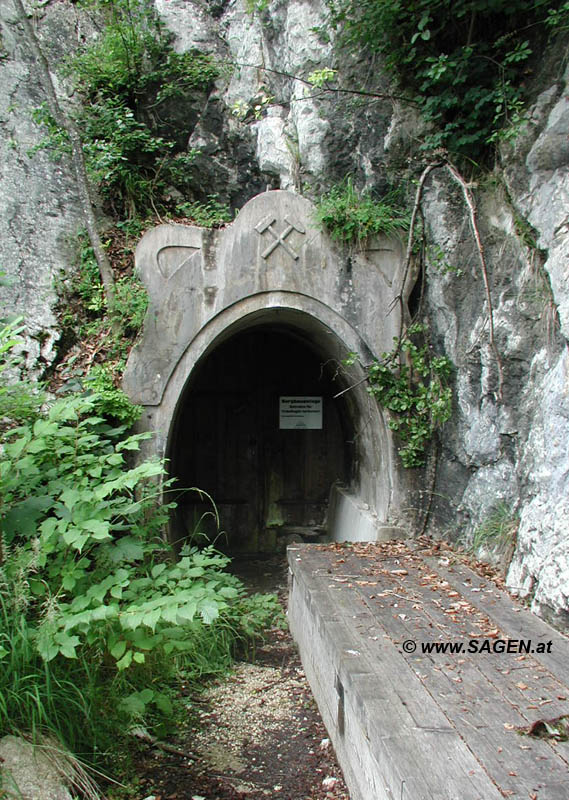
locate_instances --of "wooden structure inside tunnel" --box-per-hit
[168,327,352,553]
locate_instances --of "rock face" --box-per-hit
[0,735,73,800]
[1,0,569,625]
[0,0,82,367]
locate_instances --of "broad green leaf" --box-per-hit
[198,598,220,625]
[119,691,148,716]
[144,608,162,631]
[116,649,133,671]
[55,632,80,659]
[129,632,157,649]
[26,437,47,454]
[175,602,196,623]
[80,518,111,539]
[60,488,82,510]
[62,528,89,552]
[62,574,77,591]
[151,563,167,579]
[29,578,47,596]
[1,495,53,538]
[32,419,59,437]
[153,692,173,715]
[111,639,127,660]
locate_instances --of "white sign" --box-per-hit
[279,396,323,429]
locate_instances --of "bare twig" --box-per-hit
[389,162,445,345]
[230,61,419,106]
[333,374,370,399]
[131,726,198,760]
[446,163,504,400]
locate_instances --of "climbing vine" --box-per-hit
[347,324,453,468]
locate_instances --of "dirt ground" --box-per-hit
[132,557,351,800]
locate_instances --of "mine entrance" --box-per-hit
[169,326,352,554]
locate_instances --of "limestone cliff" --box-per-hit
[1,0,568,627]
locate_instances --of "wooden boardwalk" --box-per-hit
[287,539,569,800]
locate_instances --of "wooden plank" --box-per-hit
[289,544,569,799]
[424,556,569,680]
[290,550,504,800]
[349,559,569,800]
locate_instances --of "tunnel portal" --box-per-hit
[168,326,352,553]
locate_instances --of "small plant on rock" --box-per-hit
[315,179,410,246]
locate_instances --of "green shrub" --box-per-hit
[315,179,410,245]
[66,228,148,365]
[0,320,43,428]
[0,335,280,766]
[328,0,568,161]
[31,0,219,218]
[84,364,142,426]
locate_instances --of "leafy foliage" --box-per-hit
[32,0,219,218]
[0,320,43,428]
[350,324,453,467]
[59,228,148,370]
[315,179,410,245]
[175,195,233,227]
[327,0,567,160]
[84,364,142,426]
[0,389,279,763]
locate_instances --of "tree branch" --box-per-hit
[389,162,445,345]
[231,61,419,106]
[446,162,504,400]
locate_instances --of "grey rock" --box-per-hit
[0,735,73,800]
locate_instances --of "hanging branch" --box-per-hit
[230,61,419,106]
[387,159,503,401]
[13,0,119,331]
[445,162,504,400]
[390,161,446,347]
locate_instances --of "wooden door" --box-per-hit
[172,329,350,553]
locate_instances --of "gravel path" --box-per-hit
[134,556,350,800]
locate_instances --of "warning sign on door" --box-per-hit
[279,396,323,429]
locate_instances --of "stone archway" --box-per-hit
[123,190,418,550]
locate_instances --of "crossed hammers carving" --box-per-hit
[255,216,306,261]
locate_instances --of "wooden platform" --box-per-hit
[287,540,569,800]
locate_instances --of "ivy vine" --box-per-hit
[348,324,453,468]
